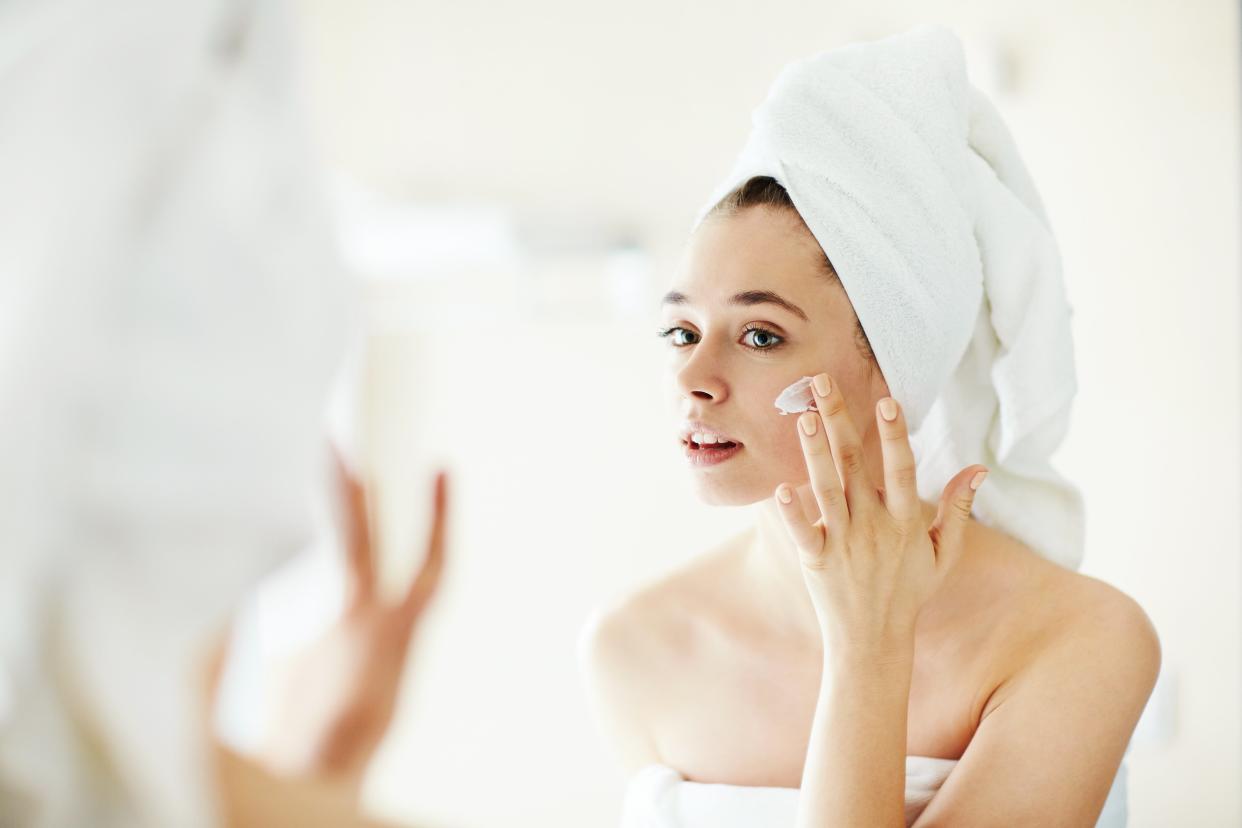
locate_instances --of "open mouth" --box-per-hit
[679,424,744,465]
[682,436,743,467]
[685,438,740,450]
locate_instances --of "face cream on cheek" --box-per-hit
[774,376,818,415]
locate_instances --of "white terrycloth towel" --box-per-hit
[694,23,1085,571]
[617,757,1130,827]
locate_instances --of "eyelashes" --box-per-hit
[655,326,698,346]
[656,324,786,352]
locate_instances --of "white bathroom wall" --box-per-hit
[1006,7,1241,826]
[291,1,1241,825]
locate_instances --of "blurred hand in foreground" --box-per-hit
[261,448,449,785]
[202,446,450,826]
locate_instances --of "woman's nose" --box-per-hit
[674,347,728,403]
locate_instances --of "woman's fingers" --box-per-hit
[797,409,850,533]
[874,396,921,524]
[397,470,449,631]
[330,443,375,609]
[774,482,825,562]
[929,465,987,569]
[809,373,879,517]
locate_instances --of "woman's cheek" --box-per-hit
[767,418,811,482]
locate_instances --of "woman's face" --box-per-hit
[661,206,889,506]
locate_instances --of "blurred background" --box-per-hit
[1,0,1238,826]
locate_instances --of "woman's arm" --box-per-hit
[798,643,916,828]
[771,374,984,827]
[909,591,1159,828]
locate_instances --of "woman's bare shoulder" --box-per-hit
[576,530,751,770]
[964,525,1152,641]
[579,528,750,669]
[1014,549,1156,640]
[1045,568,1160,657]
[976,545,1161,721]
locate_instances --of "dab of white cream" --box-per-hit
[774,376,818,415]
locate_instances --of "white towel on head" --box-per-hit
[694,24,1085,571]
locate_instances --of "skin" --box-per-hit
[200,445,449,827]
[580,205,1161,825]
[257,448,448,785]
[775,369,986,826]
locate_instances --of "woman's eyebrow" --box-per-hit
[660,289,808,322]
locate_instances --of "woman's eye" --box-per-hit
[658,325,783,350]
[657,326,700,346]
[742,327,784,350]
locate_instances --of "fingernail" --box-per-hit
[777,485,793,504]
[799,412,818,436]
[879,398,898,421]
[970,470,988,491]
[812,373,831,396]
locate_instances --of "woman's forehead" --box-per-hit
[676,209,827,294]
[669,221,836,316]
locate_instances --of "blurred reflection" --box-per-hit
[204,451,448,828]
[0,0,391,825]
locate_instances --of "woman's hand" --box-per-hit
[259,446,449,787]
[773,373,987,661]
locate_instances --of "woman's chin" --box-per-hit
[690,476,770,507]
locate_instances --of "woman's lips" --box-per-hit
[682,438,743,467]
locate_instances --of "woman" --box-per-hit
[580,25,1160,828]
